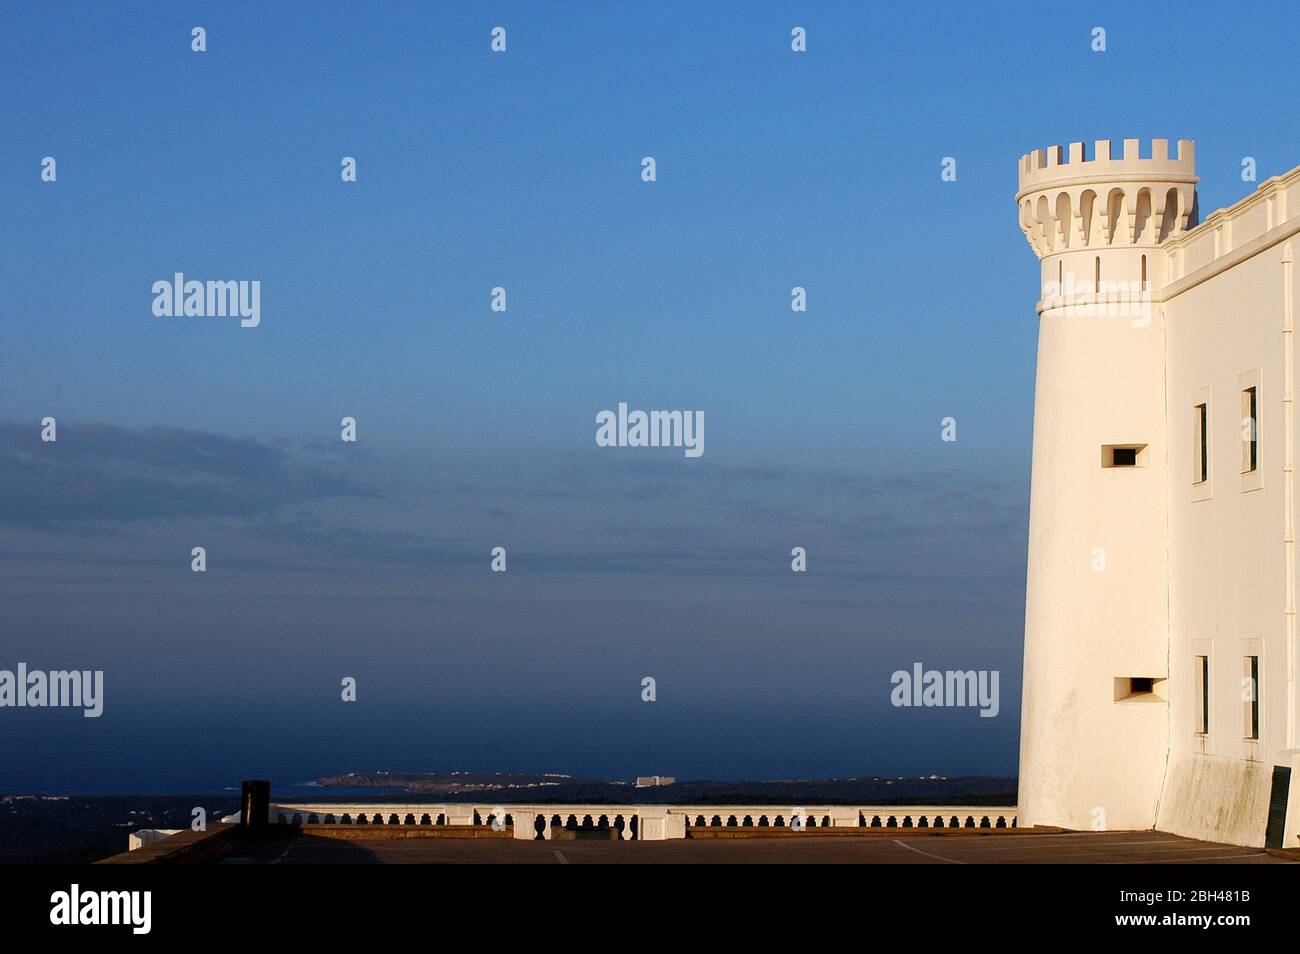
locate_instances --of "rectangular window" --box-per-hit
[1193,403,1209,483]
[1113,676,1165,701]
[1244,656,1260,740]
[1195,655,1209,735]
[1102,444,1147,468]
[1190,660,1211,738]
[1241,386,1258,473]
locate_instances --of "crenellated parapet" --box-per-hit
[1017,138,1198,258]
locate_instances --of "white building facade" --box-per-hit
[1016,138,1300,848]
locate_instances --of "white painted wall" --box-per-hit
[1160,238,1299,846]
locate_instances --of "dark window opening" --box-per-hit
[1194,403,1209,483]
[1103,444,1146,468]
[1246,656,1260,740]
[1114,676,1165,701]
[1243,386,1258,474]
[1196,655,1210,734]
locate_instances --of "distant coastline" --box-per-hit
[310,772,1018,806]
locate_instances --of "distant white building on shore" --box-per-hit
[634,776,675,788]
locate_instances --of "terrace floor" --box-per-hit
[216,829,1297,864]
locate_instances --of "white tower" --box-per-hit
[1016,139,1198,830]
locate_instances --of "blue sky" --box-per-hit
[2,1,1297,793]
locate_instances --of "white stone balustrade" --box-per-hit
[264,803,1018,841]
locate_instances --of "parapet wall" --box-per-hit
[1018,138,1196,195]
[1164,164,1300,285]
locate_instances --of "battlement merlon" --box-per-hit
[1017,138,1197,199]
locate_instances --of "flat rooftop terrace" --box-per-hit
[216,830,1296,864]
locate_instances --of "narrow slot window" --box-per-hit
[1193,403,1208,483]
[1195,655,1210,735]
[1241,386,1258,473]
[1113,676,1166,701]
[1244,656,1259,740]
[1102,444,1147,468]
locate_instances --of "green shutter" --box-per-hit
[1264,765,1291,850]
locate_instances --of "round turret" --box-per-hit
[1014,138,1194,832]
